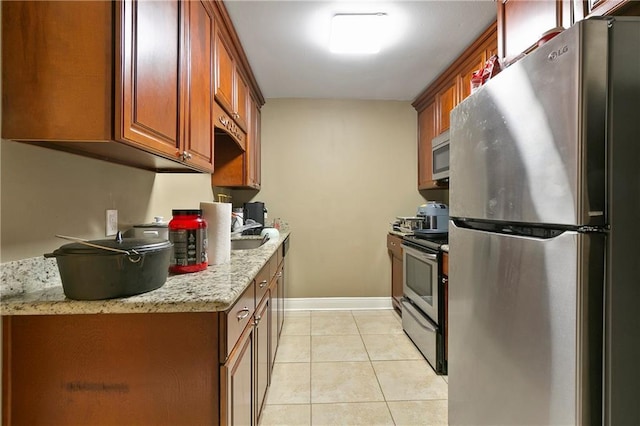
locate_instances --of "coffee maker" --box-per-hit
[243,202,266,235]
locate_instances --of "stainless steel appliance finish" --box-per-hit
[431,130,450,181]
[402,244,439,323]
[401,234,448,374]
[402,299,438,369]
[449,18,640,425]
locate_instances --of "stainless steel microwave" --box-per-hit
[431,130,450,181]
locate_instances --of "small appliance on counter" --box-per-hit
[416,202,449,235]
[392,202,449,236]
[243,202,267,235]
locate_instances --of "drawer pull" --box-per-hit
[237,307,250,321]
[259,280,268,288]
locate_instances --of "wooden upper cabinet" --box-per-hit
[418,103,437,189]
[214,25,249,133]
[496,0,639,63]
[181,0,215,172]
[211,94,261,189]
[117,0,180,157]
[497,0,565,63]
[2,0,219,172]
[2,1,113,142]
[436,81,457,134]
[413,22,497,191]
[214,27,235,117]
[459,52,486,102]
[247,95,262,188]
[234,69,250,132]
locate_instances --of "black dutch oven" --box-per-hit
[45,233,173,300]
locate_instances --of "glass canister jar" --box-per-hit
[169,209,208,273]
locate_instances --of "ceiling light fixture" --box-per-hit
[329,13,388,55]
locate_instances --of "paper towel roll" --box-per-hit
[200,202,231,265]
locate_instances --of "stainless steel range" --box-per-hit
[401,233,448,375]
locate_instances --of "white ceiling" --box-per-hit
[224,0,497,101]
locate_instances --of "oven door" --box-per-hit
[402,244,439,323]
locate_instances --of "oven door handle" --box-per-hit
[402,244,438,261]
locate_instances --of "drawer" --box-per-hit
[255,261,270,305]
[220,281,255,362]
[443,252,449,276]
[387,233,403,258]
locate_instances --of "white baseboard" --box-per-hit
[284,297,393,311]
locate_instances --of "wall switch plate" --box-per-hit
[106,209,118,236]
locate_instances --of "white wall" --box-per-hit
[234,98,439,298]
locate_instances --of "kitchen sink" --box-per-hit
[230,238,268,250]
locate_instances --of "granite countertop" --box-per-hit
[0,231,289,316]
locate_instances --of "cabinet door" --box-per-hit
[497,0,562,63]
[3,313,219,425]
[459,52,486,102]
[255,296,270,424]
[418,103,437,189]
[182,0,214,172]
[388,234,404,312]
[214,27,235,117]
[117,0,181,156]
[247,96,262,189]
[221,323,254,426]
[269,279,279,372]
[277,263,285,337]
[234,69,249,132]
[436,81,457,133]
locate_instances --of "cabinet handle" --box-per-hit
[254,315,261,325]
[277,272,283,278]
[259,280,268,288]
[236,307,250,321]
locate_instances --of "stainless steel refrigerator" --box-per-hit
[448,17,639,425]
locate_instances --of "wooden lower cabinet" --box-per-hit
[276,261,286,337]
[2,313,220,425]
[2,252,286,426]
[270,277,279,371]
[254,294,270,424]
[387,234,404,313]
[221,321,254,426]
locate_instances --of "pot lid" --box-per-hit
[133,216,168,228]
[54,234,172,256]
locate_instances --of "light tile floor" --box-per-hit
[259,310,448,426]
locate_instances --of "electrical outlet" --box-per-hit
[106,210,118,236]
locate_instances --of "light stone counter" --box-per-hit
[0,231,289,316]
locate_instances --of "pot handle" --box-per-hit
[44,253,57,258]
[55,234,133,256]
